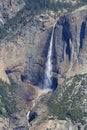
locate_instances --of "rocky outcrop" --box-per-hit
[0,117,9,130]
[0,0,25,27]
[0,40,26,83]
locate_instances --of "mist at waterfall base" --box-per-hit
[43,23,57,91]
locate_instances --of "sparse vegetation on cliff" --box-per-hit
[47,74,87,124]
[0,0,87,40]
[0,79,18,117]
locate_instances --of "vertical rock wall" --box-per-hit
[54,9,87,78]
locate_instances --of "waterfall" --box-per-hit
[44,23,56,90]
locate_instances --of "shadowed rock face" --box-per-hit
[61,16,72,61]
[54,9,87,79]
[79,21,86,50]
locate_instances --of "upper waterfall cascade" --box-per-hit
[44,23,56,90]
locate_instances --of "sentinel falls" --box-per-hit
[44,23,56,90]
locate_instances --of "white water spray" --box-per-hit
[44,23,56,90]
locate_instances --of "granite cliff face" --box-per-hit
[0,1,87,87]
[55,7,87,80]
[0,1,87,130]
[23,7,87,87]
[1,7,87,87]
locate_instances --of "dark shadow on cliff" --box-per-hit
[79,21,86,51]
[61,16,72,61]
[41,29,52,58]
[51,77,58,90]
[29,112,38,123]
[52,37,58,72]
[51,36,58,90]
[32,29,53,88]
